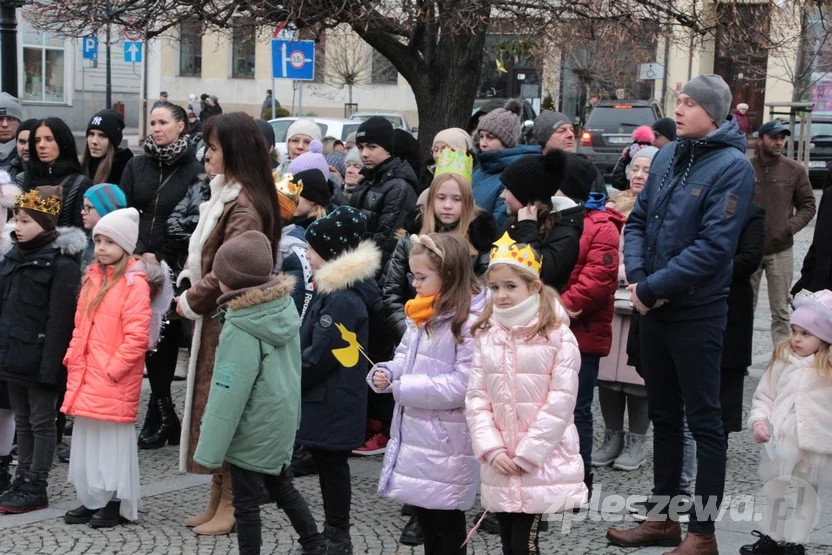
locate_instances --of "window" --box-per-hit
[371,49,397,84]
[21,26,64,103]
[232,26,255,78]
[180,19,202,76]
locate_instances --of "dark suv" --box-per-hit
[790,114,832,188]
[580,100,663,180]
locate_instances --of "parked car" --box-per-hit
[789,114,832,189]
[579,100,663,180]
[269,117,363,157]
[350,112,418,134]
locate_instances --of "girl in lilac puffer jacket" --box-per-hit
[369,233,484,553]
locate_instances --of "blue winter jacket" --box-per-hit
[472,145,541,227]
[623,118,755,321]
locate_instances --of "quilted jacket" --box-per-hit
[466,302,588,514]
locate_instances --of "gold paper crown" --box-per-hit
[274,172,303,203]
[434,148,473,183]
[15,190,61,216]
[489,232,542,277]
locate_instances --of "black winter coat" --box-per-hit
[611,155,629,191]
[86,148,134,186]
[120,144,203,267]
[349,157,418,273]
[722,204,766,369]
[296,241,382,451]
[381,210,498,342]
[504,202,585,292]
[166,174,211,275]
[0,227,86,389]
[793,185,832,295]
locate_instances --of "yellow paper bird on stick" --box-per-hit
[331,323,374,368]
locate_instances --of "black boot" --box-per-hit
[138,395,180,449]
[288,445,316,477]
[0,456,11,494]
[138,394,159,444]
[325,525,353,555]
[89,500,122,528]
[401,504,415,516]
[298,532,327,555]
[64,505,97,524]
[0,472,48,513]
[399,514,423,546]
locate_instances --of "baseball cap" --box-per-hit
[758,120,791,137]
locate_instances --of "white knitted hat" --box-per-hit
[286,118,322,142]
[93,207,140,254]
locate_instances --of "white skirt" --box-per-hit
[67,416,141,521]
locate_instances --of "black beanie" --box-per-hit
[16,118,37,139]
[254,118,275,148]
[86,109,125,147]
[355,116,394,154]
[500,150,567,207]
[305,206,367,261]
[560,154,595,202]
[293,169,331,207]
[652,117,677,142]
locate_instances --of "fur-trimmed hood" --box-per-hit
[0,222,13,262]
[53,226,89,257]
[314,240,381,295]
[219,273,300,349]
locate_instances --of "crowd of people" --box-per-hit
[0,71,827,555]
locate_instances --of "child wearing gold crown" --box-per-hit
[0,186,86,513]
[466,233,587,553]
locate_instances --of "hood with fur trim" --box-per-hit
[313,241,381,295]
[220,273,299,349]
[220,273,296,310]
[53,226,90,258]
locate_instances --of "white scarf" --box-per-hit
[493,294,540,329]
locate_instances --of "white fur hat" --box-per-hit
[0,173,21,229]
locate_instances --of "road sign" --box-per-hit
[124,41,142,63]
[638,63,664,81]
[82,36,98,60]
[271,40,315,81]
[124,27,142,41]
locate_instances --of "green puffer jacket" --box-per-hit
[194,274,302,475]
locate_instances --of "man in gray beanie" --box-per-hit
[607,73,755,554]
[0,92,22,175]
[533,111,575,153]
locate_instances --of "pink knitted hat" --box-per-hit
[791,289,832,344]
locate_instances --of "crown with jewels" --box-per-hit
[434,148,473,183]
[15,189,62,216]
[489,232,542,277]
[274,171,303,204]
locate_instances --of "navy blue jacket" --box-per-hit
[296,241,382,451]
[623,118,755,320]
[277,223,314,324]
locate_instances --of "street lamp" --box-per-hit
[0,0,25,96]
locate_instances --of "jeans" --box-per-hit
[640,315,727,534]
[7,384,59,481]
[495,513,542,555]
[416,507,467,555]
[750,247,794,346]
[230,464,321,555]
[680,416,697,494]
[308,448,352,533]
[573,354,600,469]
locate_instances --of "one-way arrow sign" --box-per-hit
[124,41,143,63]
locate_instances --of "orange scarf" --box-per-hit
[404,294,438,328]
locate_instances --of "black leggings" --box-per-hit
[146,319,183,399]
[416,507,467,555]
[495,513,542,555]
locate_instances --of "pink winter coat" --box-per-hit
[62,259,152,423]
[466,303,588,514]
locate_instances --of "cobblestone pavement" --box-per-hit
[0,192,828,554]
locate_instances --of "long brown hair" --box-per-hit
[410,233,480,343]
[82,253,142,318]
[203,113,282,246]
[82,142,114,185]
[421,173,478,255]
[472,263,575,340]
[770,336,832,377]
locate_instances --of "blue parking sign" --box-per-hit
[272,40,315,81]
[82,36,98,60]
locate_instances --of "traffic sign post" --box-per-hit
[124,41,142,63]
[638,62,664,81]
[271,40,315,81]
[82,36,98,60]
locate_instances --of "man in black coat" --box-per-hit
[792,185,831,294]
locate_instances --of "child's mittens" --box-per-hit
[752,421,770,444]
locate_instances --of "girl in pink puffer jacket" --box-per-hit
[369,233,483,554]
[466,233,587,554]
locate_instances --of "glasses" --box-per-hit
[81,205,95,214]
[407,272,437,285]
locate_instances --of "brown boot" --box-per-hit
[183,473,222,527]
[193,472,235,536]
[606,520,682,548]
[662,532,718,555]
